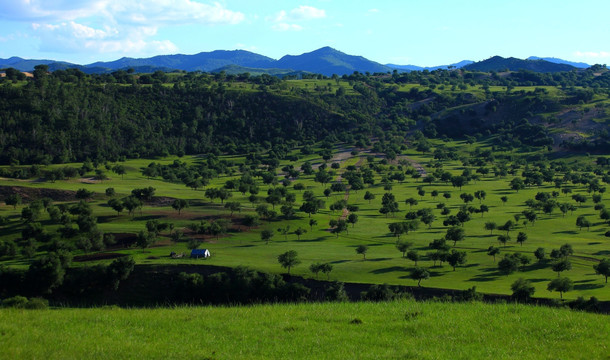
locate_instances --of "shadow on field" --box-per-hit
[366,257,392,262]
[370,266,406,274]
[574,283,605,290]
[553,230,579,235]
[329,259,350,264]
[134,215,165,221]
[469,275,498,282]
[594,250,610,256]
[235,244,255,248]
[527,278,549,283]
[295,236,326,243]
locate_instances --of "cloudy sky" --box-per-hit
[1,0,609,66]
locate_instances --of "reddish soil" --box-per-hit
[0,185,77,203]
[73,252,127,262]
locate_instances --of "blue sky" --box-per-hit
[1,0,609,66]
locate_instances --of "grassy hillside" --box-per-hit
[1,300,608,359]
[1,142,609,301]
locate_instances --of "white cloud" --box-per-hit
[7,0,243,56]
[1,0,244,25]
[574,51,610,59]
[32,21,178,55]
[289,6,325,20]
[368,9,379,13]
[272,23,303,32]
[267,5,325,32]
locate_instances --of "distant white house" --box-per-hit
[190,249,211,259]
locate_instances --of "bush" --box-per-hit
[1,296,48,309]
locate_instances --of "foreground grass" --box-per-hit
[0,300,608,359]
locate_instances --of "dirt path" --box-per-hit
[398,155,427,177]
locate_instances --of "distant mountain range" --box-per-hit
[385,60,474,72]
[0,48,594,76]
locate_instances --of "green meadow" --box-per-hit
[0,300,608,359]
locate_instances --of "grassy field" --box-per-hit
[1,141,609,301]
[0,300,608,359]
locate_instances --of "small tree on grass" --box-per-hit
[347,213,359,228]
[593,258,610,283]
[309,218,317,230]
[445,226,465,246]
[294,227,307,241]
[485,221,498,235]
[356,245,368,260]
[5,194,22,209]
[395,241,412,258]
[406,250,420,266]
[552,259,572,277]
[547,277,573,299]
[516,232,527,246]
[447,250,467,271]
[224,201,241,216]
[511,278,535,302]
[534,247,546,263]
[320,263,333,280]
[410,267,430,287]
[261,229,274,245]
[136,230,156,252]
[171,199,189,215]
[498,255,519,275]
[277,225,291,241]
[277,250,300,275]
[309,262,323,279]
[487,246,500,262]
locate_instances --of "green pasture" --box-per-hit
[1,300,608,359]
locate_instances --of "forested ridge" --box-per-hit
[0,65,609,165]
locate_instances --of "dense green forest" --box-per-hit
[1,65,609,166]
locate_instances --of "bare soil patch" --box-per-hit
[0,185,77,203]
[73,252,127,262]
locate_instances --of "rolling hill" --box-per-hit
[463,56,577,73]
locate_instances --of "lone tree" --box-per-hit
[309,262,323,279]
[547,277,573,299]
[445,226,465,246]
[5,194,22,209]
[261,229,274,245]
[277,250,300,275]
[447,250,467,271]
[534,247,546,263]
[395,241,412,258]
[406,250,421,266]
[593,258,610,283]
[516,232,528,246]
[552,259,572,277]
[511,278,535,302]
[171,199,189,215]
[410,267,430,287]
[484,221,497,235]
[356,245,369,260]
[487,246,500,262]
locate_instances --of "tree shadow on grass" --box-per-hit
[294,236,326,243]
[594,250,610,256]
[527,278,549,283]
[96,215,116,224]
[329,259,350,264]
[366,257,393,262]
[134,214,165,221]
[574,283,604,290]
[234,244,255,248]
[552,230,579,235]
[370,266,406,274]
[469,275,498,282]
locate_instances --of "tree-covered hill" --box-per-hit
[0,64,609,165]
